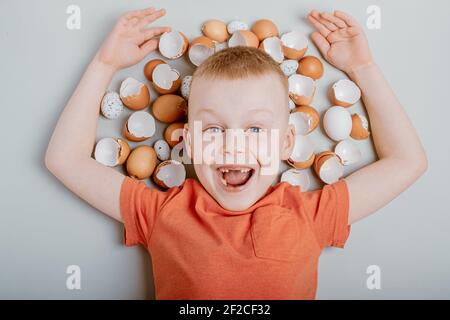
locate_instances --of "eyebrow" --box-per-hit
[195,108,274,117]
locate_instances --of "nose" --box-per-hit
[222,129,247,163]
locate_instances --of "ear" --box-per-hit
[183,123,192,159]
[280,124,295,161]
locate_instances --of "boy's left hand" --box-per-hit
[308,10,373,74]
[97,7,171,71]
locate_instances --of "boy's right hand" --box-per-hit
[307,10,373,74]
[97,7,171,71]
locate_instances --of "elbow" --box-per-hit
[407,150,428,180]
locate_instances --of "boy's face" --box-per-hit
[184,73,295,211]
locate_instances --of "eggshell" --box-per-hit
[164,122,185,147]
[323,106,352,141]
[228,30,259,48]
[280,60,299,77]
[151,63,181,94]
[313,152,344,184]
[188,36,216,66]
[297,56,324,80]
[116,138,131,165]
[251,19,279,41]
[351,114,371,140]
[202,20,229,42]
[227,20,249,34]
[288,74,316,105]
[290,105,320,134]
[94,138,121,167]
[126,146,157,180]
[143,59,165,82]
[119,77,150,111]
[122,111,156,142]
[180,76,192,100]
[330,79,361,107]
[280,31,308,60]
[152,94,187,124]
[335,140,361,166]
[287,134,315,169]
[158,31,189,59]
[101,91,124,119]
[154,139,171,161]
[259,37,284,63]
[153,160,186,188]
[280,168,311,192]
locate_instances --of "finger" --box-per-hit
[142,26,171,41]
[321,12,347,29]
[140,39,159,57]
[307,12,331,38]
[334,10,360,27]
[318,12,338,31]
[137,8,167,30]
[310,31,330,58]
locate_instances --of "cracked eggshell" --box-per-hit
[288,74,316,105]
[126,145,157,180]
[152,94,187,124]
[180,75,192,100]
[94,137,130,167]
[259,37,284,63]
[228,30,259,48]
[351,113,370,140]
[335,140,361,166]
[201,20,229,42]
[297,56,324,80]
[143,59,165,81]
[189,36,216,66]
[154,139,171,161]
[287,134,315,170]
[281,168,311,192]
[323,106,352,141]
[158,30,189,59]
[251,19,279,41]
[153,160,186,189]
[151,63,181,94]
[290,106,319,134]
[331,79,361,107]
[164,122,185,147]
[313,151,344,184]
[280,31,308,60]
[288,98,296,111]
[280,59,299,77]
[119,77,150,111]
[227,20,249,34]
[101,91,124,119]
[122,111,156,142]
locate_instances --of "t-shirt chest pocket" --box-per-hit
[250,205,307,262]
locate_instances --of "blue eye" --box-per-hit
[205,126,223,133]
[247,127,263,133]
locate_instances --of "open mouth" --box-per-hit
[216,166,255,191]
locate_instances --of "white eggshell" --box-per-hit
[280,59,299,77]
[154,139,171,161]
[227,20,249,34]
[101,91,124,119]
[323,106,352,141]
[181,75,192,100]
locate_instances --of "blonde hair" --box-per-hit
[192,46,288,92]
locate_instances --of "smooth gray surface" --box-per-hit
[0,0,449,299]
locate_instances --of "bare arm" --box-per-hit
[45,7,170,222]
[308,10,427,224]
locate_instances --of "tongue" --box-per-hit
[223,170,251,186]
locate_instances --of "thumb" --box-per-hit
[310,31,330,59]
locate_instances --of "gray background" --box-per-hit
[0,0,449,299]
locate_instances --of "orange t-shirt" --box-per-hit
[120,176,351,300]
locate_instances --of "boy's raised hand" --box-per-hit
[308,10,373,74]
[97,7,171,70]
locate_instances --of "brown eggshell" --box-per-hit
[235,30,259,48]
[297,56,324,80]
[283,46,307,61]
[291,105,320,133]
[289,90,315,106]
[251,19,279,41]
[329,87,353,108]
[287,153,315,170]
[126,146,157,180]
[117,138,131,165]
[143,59,165,82]
[164,122,185,147]
[152,160,174,188]
[313,151,336,177]
[153,78,181,95]
[121,85,150,111]
[152,94,187,123]
[122,120,147,142]
[202,20,229,42]
[190,36,215,49]
[351,114,371,140]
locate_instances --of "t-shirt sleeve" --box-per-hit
[299,179,351,249]
[119,176,179,247]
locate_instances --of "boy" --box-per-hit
[45,7,427,299]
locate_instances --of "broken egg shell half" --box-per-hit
[297,56,324,80]
[143,59,165,82]
[201,20,229,42]
[251,19,279,41]
[351,113,370,140]
[334,139,362,166]
[153,160,186,189]
[154,139,171,161]
[287,134,315,170]
[152,94,187,124]
[101,91,124,120]
[331,79,362,107]
[214,41,228,52]
[290,105,320,135]
[119,77,150,111]
[158,30,189,59]
[188,36,216,67]
[164,122,185,148]
[152,63,181,94]
[313,151,344,185]
[280,59,299,77]
[259,37,284,63]
[288,98,296,111]
[280,168,311,192]
[122,111,156,142]
[323,106,352,142]
[228,30,259,48]
[94,137,130,167]
[180,75,192,100]
[280,31,308,60]
[126,145,157,180]
[227,20,249,34]
[288,74,316,105]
